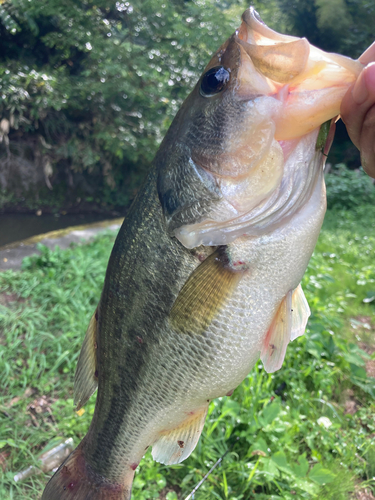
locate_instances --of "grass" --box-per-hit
[0,206,375,500]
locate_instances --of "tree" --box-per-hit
[277,0,375,57]
[0,0,243,210]
[0,0,372,211]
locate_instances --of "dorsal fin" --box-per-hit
[169,249,243,336]
[74,310,99,410]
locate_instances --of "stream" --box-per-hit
[0,213,119,248]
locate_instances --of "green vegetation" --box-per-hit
[325,165,375,210]
[0,0,244,210]
[277,0,374,56]
[1,202,375,499]
[1,0,373,211]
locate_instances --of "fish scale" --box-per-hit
[42,7,364,499]
[85,172,206,477]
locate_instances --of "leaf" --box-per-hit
[261,400,281,425]
[132,476,146,489]
[166,493,178,500]
[351,379,375,397]
[350,364,367,379]
[156,475,167,489]
[181,473,194,486]
[222,470,228,498]
[0,439,17,448]
[222,399,241,418]
[294,478,319,495]
[292,455,309,478]
[342,352,366,367]
[249,438,269,456]
[271,451,293,474]
[308,463,336,485]
[262,457,279,478]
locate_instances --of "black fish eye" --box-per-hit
[200,66,230,97]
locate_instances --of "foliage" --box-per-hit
[1,207,375,499]
[0,0,246,209]
[1,0,372,211]
[325,164,375,210]
[276,0,375,57]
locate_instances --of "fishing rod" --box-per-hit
[184,435,241,500]
[184,448,230,500]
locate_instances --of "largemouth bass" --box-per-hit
[42,8,364,500]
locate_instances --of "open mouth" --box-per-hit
[235,7,363,140]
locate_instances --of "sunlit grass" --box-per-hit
[0,208,374,500]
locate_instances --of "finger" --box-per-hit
[359,103,375,178]
[359,41,375,65]
[340,62,375,149]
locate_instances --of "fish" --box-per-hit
[42,7,363,500]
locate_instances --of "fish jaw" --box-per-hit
[238,7,364,140]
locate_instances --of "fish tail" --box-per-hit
[41,445,133,500]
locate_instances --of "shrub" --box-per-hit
[325,163,375,210]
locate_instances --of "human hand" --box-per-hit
[340,42,375,178]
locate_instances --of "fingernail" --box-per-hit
[352,68,369,104]
[359,42,375,65]
[365,62,375,91]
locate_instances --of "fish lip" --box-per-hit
[239,7,363,76]
[248,7,265,26]
[240,7,298,44]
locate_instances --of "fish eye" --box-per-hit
[200,66,230,97]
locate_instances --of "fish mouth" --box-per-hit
[235,7,363,140]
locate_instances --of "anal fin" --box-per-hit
[261,284,310,373]
[151,406,208,465]
[74,310,99,410]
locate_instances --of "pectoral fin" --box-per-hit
[151,406,208,465]
[290,284,310,341]
[169,249,242,335]
[74,310,99,410]
[261,285,310,373]
[261,290,292,373]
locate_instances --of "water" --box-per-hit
[0,213,118,248]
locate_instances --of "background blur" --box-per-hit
[0,0,374,222]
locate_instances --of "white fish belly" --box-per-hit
[190,171,327,399]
